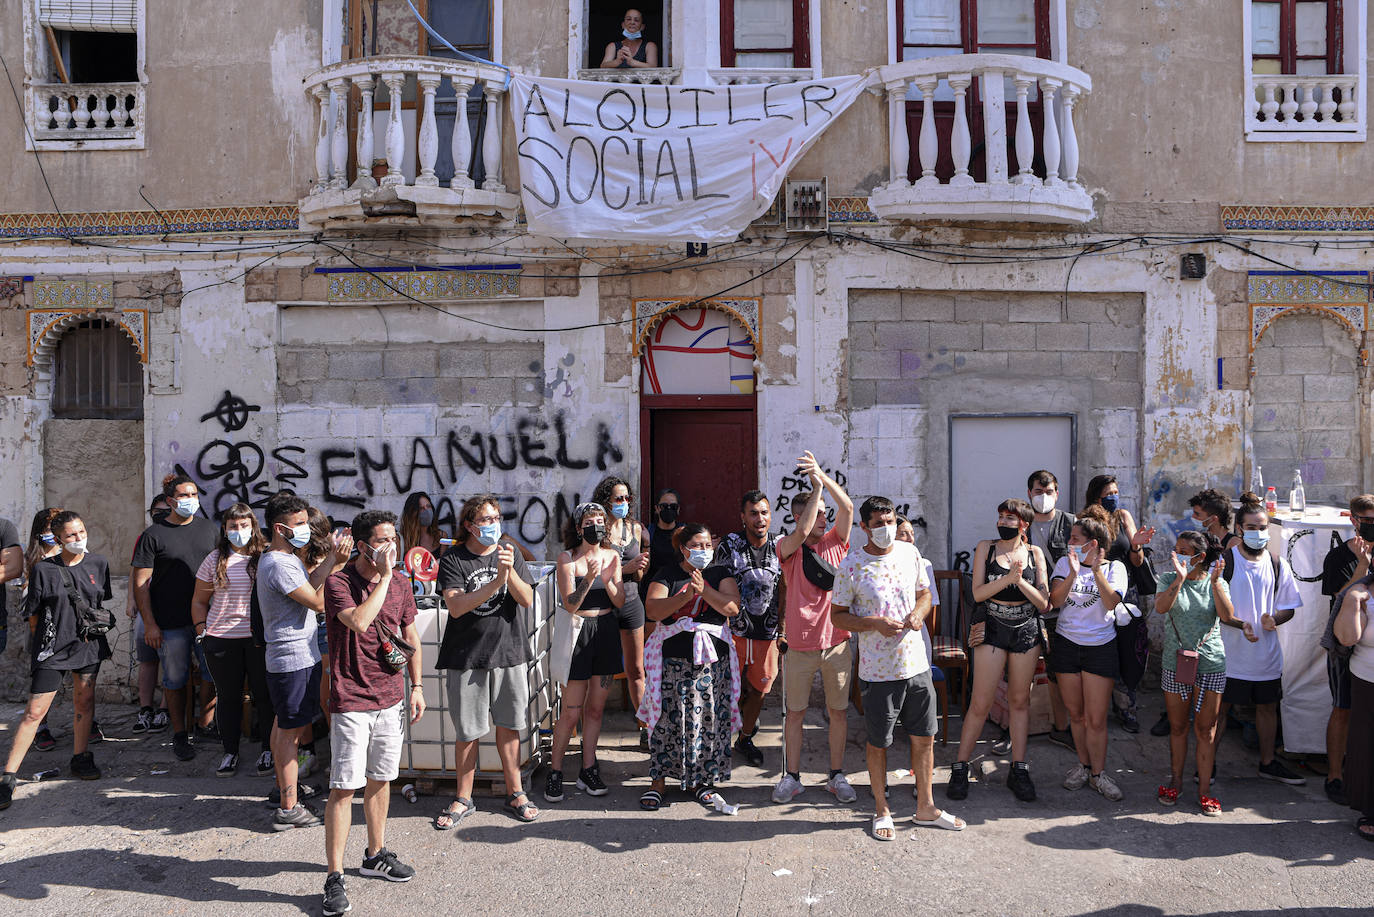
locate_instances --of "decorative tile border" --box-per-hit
[0,276,31,299]
[326,270,521,302]
[32,279,114,310]
[0,205,299,239]
[1247,270,1369,351]
[632,297,761,357]
[27,308,148,364]
[1223,205,1374,232]
[828,196,880,224]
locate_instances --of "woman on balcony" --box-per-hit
[600,9,659,70]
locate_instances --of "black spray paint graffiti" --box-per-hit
[774,466,927,533]
[200,390,261,432]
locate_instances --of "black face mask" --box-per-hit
[658,505,679,524]
[582,523,605,545]
[1360,522,1374,542]
[997,525,1019,541]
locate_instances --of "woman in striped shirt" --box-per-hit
[192,503,273,778]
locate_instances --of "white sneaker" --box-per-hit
[771,774,805,803]
[297,749,316,780]
[826,772,857,804]
[1089,772,1124,801]
[1063,763,1091,790]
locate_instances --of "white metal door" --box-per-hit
[949,414,1074,568]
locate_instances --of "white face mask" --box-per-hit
[687,548,711,569]
[227,528,252,549]
[870,524,896,549]
[175,497,200,518]
[64,538,88,556]
[278,523,312,549]
[1031,493,1056,514]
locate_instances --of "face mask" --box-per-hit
[611,502,629,519]
[582,523,606,545]
[64,538,88,555]
[40,533,56,547]
[996,525,1020,541]
[870,524,896,549]
[417,509,434,527]
[175,497,199,518]
[1358,521,1374,541]
[1174,552,1201,569]
[1070,544,1087,562]
[659,505,679,524]
[1100,494,1120,512]
[278,523,311,549]
[227,528,252,549]
[1242,530,1269,551]
[475,522,501,547]
[623,28,642,39]
[1031,493,1056,514]
[687,548,711,569]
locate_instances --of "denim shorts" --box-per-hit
[156,625,196,691]
[134,615,159,664]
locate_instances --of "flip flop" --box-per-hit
[1157,785,1179,806]
[1357,817,1374,842]
[1198,795,1221,817]
[639,790,663,811]
[434,797,475,830]
[871,814,896,841]
[912,810,966,831]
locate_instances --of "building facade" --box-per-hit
[1,0,1370,694]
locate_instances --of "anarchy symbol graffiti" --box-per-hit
[200,390,262,433]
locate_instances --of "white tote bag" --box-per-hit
[549,608,584,686]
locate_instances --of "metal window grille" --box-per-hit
[51,319,143,419]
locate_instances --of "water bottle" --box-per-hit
[1290,469,1306,517]
[1250,462,1264,499]
[32,767,60,781]
[1264,486,1278,515]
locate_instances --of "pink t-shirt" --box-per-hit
[778,527,850,652]
[194,549,254,639]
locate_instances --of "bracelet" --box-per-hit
[410,684,423,692]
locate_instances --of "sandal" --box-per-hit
[911,809,966,831]
[1198,794,1222,817]
[434,797,475,830]
[505,791,539,822]
[1157,785,1180,806]
[871,814,896,841]
[694,785,719,808]
[1357,817,1374,842]
[639,790,663,811]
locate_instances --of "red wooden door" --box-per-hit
[645,399,757,542]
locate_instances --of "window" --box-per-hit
[1251,0,1341,74]
[52,320,143,420]
[24,0,146,150]
[721,0,810,69]
[585,1,667,69]
[899,0,1049,62]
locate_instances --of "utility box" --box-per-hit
[785,178,828,232]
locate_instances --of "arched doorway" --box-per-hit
[636,301,758,539]
[1251,310,1362,505]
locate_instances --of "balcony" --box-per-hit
[1245,74,1364,141]
[300,55,519,229]
[868,54,1093,225]
[575,68,682,84]
[28,82,145,150]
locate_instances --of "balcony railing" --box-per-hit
[707,68,813,85]
[300,55,518,228]
[1246,74,1362,138]
[575,68,681,84]
[29,82,144,148]
[868,54,1094,224]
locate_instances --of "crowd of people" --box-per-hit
[0,460,1371,913]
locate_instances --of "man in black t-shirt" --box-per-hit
[131,474,219,762]
[1,511,112,809]
[0,515,21,655]
[434,494,536,826]
[1318,493,1374,805]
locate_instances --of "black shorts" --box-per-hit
[1328,652,1352,710]
[616,588,645,631]
[266,662,322,729]
[983,613,1042,655]
[568,613,625,681]
[32,662,99,695]
[1222,676,1283,706]
[1049,633,1119,680]
[860,670,938,748]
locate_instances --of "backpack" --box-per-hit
[57,564,115,640]
[1221,545,1281,597]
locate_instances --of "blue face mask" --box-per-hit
[475,522,501,547]
[1242,529,1269,551]
[1100,494,1120,512]
[610,502,629,519]
[227,528,252,549]
[175,497,200,518]
[278,523,312,549]
[622,28,642,39]
[40,533,56,547]
[1070,544,1087,562]
[687,549,711,570]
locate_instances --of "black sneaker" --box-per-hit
[734,730,764,767]
[543,769,565,803]
[1117,708,1140,734]
[34,727,56,752]
[195,723,220,743]
[255,749,274,776]
[173,733,196,761]
[0,773,15,810]
[89,722,105,744]
[70,751,101,781]
[151,708,170,731]
[1007,762,1037,802]
[1047,727,1075,750]
[1150,711,1171,737]
[946,761,970,800]
[360,847,416,883]
[1325,778,1349,805]
[322,871,351,916]
[1258,759,1306,785]
[272,803,322,831]
[990,728,1013,756]
[577,765,609,797]
[216,754,239,777]
[133,706,155,734]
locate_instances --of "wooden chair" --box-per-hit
[930,570,972,716]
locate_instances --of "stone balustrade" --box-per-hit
[707,68,813,85]
[30,82,143,141]
[1248,74,1361,136]
[300,55,518,228]
[868,53,1094,224]
[575,68,682,84]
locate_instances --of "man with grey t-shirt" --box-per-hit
[258,493,348,831]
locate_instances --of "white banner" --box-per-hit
[509,74,869,242]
